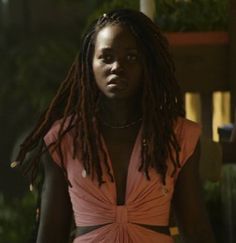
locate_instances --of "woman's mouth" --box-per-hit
[107,77,127,90]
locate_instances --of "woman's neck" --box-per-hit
[98,97,142,126]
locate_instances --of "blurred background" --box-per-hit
[0,0,236,242]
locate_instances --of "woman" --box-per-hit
[14,9,215,243]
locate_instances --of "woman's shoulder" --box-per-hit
[44,115,76,144]
[175,116,201,137]
[173,117,201,168]
[44,118,64,141]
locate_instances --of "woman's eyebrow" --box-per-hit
[99,47,112,52]
[99,47,139,51]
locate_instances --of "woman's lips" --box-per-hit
[107,77,127,90]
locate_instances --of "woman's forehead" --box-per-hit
[94,24,139,50]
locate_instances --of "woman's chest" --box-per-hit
[101,126,140,204]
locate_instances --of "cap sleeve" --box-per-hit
[176,118,201,168]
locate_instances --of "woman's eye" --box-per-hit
[126,54,138,62]
[102,54,113,63]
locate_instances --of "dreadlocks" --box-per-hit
[14,9,185,187]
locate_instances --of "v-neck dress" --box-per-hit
[44,117,201,243]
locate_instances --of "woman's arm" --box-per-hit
[36,151,72,243]
[172,142,216,243]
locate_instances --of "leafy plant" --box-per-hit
[203,181,223,242]
[0,192,37,243]
[85,0,228,32]
[0,38,77,113]
[156,0,228,31]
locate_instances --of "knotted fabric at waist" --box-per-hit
[116,205,128,223]
[73,224,170,238]
[73,205,170,238]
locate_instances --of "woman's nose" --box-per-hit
[110,60,124,74]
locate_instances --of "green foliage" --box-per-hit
[0,38,77,113]
[0,192,36,243]
[84,0,228,32]
[156,0,228,31]
[203,181,224,241]
[204,181,221,203]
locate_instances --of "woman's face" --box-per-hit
[92,24,143,100]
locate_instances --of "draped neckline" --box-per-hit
[100,126,142,205]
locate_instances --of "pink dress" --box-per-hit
[44,117,201,243]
